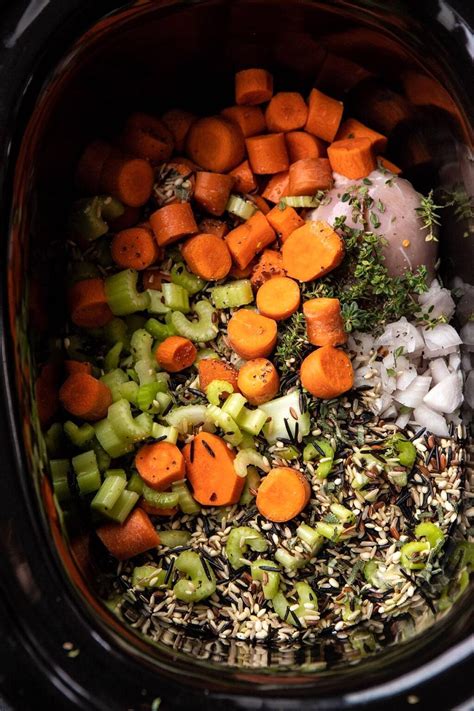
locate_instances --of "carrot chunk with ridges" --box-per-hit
[266,205,304,243]
[226,211,276,270]
[135,441,185,490]
[327,137,376,180]
[305,88,344,143]
[59,372,112,422]
[303,298,347,347]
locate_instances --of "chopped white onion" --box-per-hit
[448,352,461,372]
[395,410,412,429]
[418,280,455,320]
[423,323,462,353]
[423,373,463,413]
[394,375,432,408]
[460,321,474,351]
[377,317,424,354]
[413,404,449,437]
[429,358,450,384]
[396,365,418,391]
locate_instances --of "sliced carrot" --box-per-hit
[96,508,160,561]
[108,205,141,231]
[282,221,344,282]
[198,358,239,392]
[265,92,308,132]
[183,432,244,506]
[226,211,276,269]
[198,217,229,239]
[101,153,154,207]
[256,276,301,321]
[59,372,112,422]
[150,202,198,247]
[235,68,273,106]
[246,133,289,175]
[256,467,311,522]
[186,116,245,172]
[64,360,93,376]
[327,137,376,180]
[300,345,354,399]
[261,171,289,204]
[193,171,234,216]
[288,157,333,195]
[181,233,232,281]
[378,156,402,175]
[68,278,113,328]
[303,298,347,347]
[285,131,326,162]
[162,109,197,152]
[237,358,280,405]
[227,309,277,360]
[121,112,174,162]
[111,226,159,270]
[335,118,387,153]
[135,441,185,491]
[140,501,178,517]
[75,140,112,193]
[156,336,197,373]
[250,249,286,290]
[228,160,257,194]
[221,105,266,137]
[305,88,344,143]
[266,204,304,243]
[247,194,271,215]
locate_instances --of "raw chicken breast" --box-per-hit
[308,169,437,278]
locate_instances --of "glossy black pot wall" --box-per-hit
[0,1,473,710]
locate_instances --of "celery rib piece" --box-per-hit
[171,301,218,342]
[105,269,150,316]
[211,280,254,309]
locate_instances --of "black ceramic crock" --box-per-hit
[0,1,473,709]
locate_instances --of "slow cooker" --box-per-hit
[0,1,472,708]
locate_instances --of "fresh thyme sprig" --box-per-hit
[274,311,307,376]
[415,190,443,242]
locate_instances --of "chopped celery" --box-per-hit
[50,459,71,502]
[106,489,139,523]
[195,348,219,363]
[226,194,257,220]
[45,423,66,457]
[145,317,173,342]
[127,472,144,495]
[72,450,101,495]
[281,195,321,208]
[173,551,216,602]
[251,558,280,599]
[172,480,200,514]
[107,399,152,442]
[277,445,299,460]
[236,406,267,436]
[296,523,324,554]
[118,380,139,404]
[239,466,261,504]
[92,441,111,473]
[132,565,166,588]
[211,280,254,309]
[330,503,356,524]
[240,432,256,449]
[91,475,127,516]
[158,530,192,548]
[315,521,341,542]
[226,527,268,569]
[272,582,318,627]
[400,541,430,570]
[94,419,134,458]
[170,263,205,295]
[64,421,95,449]
[415,522,445,549]
[69,196,124,242]
[303,438,334,479]
[166,404,209,433]
[142,485,179,509]
[151,423,179,444]
[164,311,178,335]
[136,382,164,413]
[275,547,306,571]
[259,391,310,444]
[104,317,128,346]
[171,301,218,342]
[146,290,170,316]
[105,269,150,316]
[130,329,154,362]
[104,341,123,371]
[205,379,234,406]
[100,368,129,402]
[135,358,158,385]
[221,393,247,421]
[389,434,417,469]
[206,404,242,446]
[162,282,190,313]
[234,449,270,478]
[105,468,127,480]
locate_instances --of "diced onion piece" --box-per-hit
[460,321,474,351]
[396,365,417,391]
[376,317,424,354]
[429,358,450,384]
[393,375,431,408]
[423,373,463,414]
[423,324,462,352]
[413,404,449,437]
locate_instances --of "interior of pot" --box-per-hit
[8,0,473,680]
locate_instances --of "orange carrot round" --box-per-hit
[256,467,311,522]
[256,276,301,320]
[111,227,159,270]
[68,278,113,328]
[335,118,387,153]
[101,154,154,207]
[121,112,174,162]
[156,336,197,373]
[181,233,232,281]
[228,160,257,194]
[300,346,354,399]
[305,88,344,143]
[303,298,347,347]
[198,358,239,393]
[221,105,266,137]
[96,508,160,561]
[265,92,308,132]
[186,116,245,172]
[261,171,289,204]
[235,68,273,106]
[246,133,289,175]
[266,204,304,243]
[193,171,234,216]
[285,131,326,162]
[198,217,229,239]
[75,140,112,193]
[226,211,276,270]
[282,221,344,282]
[237,358,280,405]
[288,157,333,195]
[183,432,244,506]
[227,309,277,360]
[150,202,198,247]
[327,137,376,180]
[135,441,185,490]
[250,249,286,290]
[59,372,112,421]
[162,109,197,152]
[64,360,93,376]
